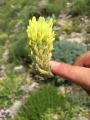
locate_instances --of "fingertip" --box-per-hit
[49,61,61,73]
[49,61,60,68]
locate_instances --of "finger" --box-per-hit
[74,56,84,66]
[74,56,90,67]
[50,61,90,90]
[74,51,90,67]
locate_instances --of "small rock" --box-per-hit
[53,114,60,120]
[26,73,33,83]
[9,101,22,118]
[66,86,73,93]
[14,65,25,73]
[66,2,72,7]
[0,108,10,119]
[57,15,72,27]
[68,32,86,42]
[38,0,48,9]
[54,26,60,31]
[21,82,39,93]
[59,35,66,40]
[58,86,66,94]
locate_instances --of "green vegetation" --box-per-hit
[9,38,31,64]
[0,0,40,31]
[0,33,8,45]
[86,0,90,15]
[46,0,66,16]
[52,39,87,85]
[13,85,84,120]
[62,18,81,33]
[62,24,81,33]
[0,0,41,65]
[0,74,26,107]
[52,39,87,64]
[0,0,90,119]
[0,46,4,63]
[71,0,87,15]
[70,0,90,16]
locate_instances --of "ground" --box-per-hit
[0,0,90,119]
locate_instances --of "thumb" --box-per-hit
[50,61,90,90]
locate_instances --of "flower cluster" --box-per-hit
[27,16,55,77]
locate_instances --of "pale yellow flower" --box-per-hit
[27,16,55,77]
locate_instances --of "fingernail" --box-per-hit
[49,61,61,70]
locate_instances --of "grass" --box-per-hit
[9,38,31,64]
[0,33,9,45]
[45,0,66,16]
[12,85,85,120]
[0,0,41,65]
[0,73,26,107]
[70,0,90,16]
[0,0,90,120]
[0,0,40,39]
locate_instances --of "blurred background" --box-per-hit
[0,0,90,120]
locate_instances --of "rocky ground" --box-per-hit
[0,0,90,119]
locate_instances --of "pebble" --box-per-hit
[9,101,22,118]
[14,65,25,73]
[21,82,39,93]
[0,108,10,119]
[53,114,60,120]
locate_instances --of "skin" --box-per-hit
[49,51,90,94]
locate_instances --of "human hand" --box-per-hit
[49,51,90,94]
[74,51,90,67]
